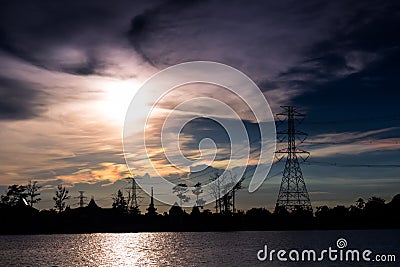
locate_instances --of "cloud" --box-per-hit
[127,0,344,81]
[282,1,399,86]
[308,127,398,143]
[289,2,400,129]
[53,162,130,185]
[0,1,158,77]
[0,76,48,120]
[125,0,400,118]
[127,1,392,77]
[0,98,128,185]
[304,127,400,157]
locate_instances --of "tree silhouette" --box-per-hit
[192,182,205,207]
[368,196,385,205]
[1,184,27,207]
[209,172,223,213]
[364,196,386,217]
[53,185,70,213]
[355,197,365,209]
[209,172,236,214]
[231,174,243,214]
[26,180,41,207]
[130,205,141,215]
[112,190,128,213]
[389,194,400,208]
[315,205,330,217]
[173,183,190,207]
[247,207,271,217]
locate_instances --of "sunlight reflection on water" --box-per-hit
[0,231,399,266]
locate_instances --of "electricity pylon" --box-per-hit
[275,106,312,212]
[125,177,141,214]
[76,191,87,208]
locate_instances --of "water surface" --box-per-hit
[0,230,398,266]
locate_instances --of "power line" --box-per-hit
[303,140,400,145]
[306,160,400,168]
[305,115,400,125]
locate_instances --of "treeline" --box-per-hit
[0,181,42,208]
[0,181,72,212]
[0,181,399,234]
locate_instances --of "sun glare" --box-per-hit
[97,79,140,124]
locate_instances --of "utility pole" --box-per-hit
[75,191,87,208]
[275,106,312,212]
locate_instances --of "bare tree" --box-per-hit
[229,173,243,214]
[221,176,234,215]
[209,172,234,214]
[209,171,242,214]
[26,180,41,207]
[53,184,70,213]
[209,172,222,213]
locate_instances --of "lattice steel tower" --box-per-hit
[125,177,141,215]
[76,191,87,208]
[275,106,312,212]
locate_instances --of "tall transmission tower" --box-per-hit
[125,177,141,214]
[275,106,312,212]
[75,191,87,208]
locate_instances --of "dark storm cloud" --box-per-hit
[128,0,203,66]
[0,1,158,121]
[123,0,400,134]
[0,0,158,76]
[126,0,400,115]
[126,1,357,80]
[281,1,400,83]
[288,0,400,126]
[0,77,46,120]
[128,13,157,67]
[0,1,100,73]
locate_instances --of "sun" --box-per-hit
[96,79,140,124]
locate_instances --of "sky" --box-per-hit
[0,0,399,212]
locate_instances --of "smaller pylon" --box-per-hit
[125,177,142,215]
[75,191,87,208]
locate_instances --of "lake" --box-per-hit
[0,230,398,266]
